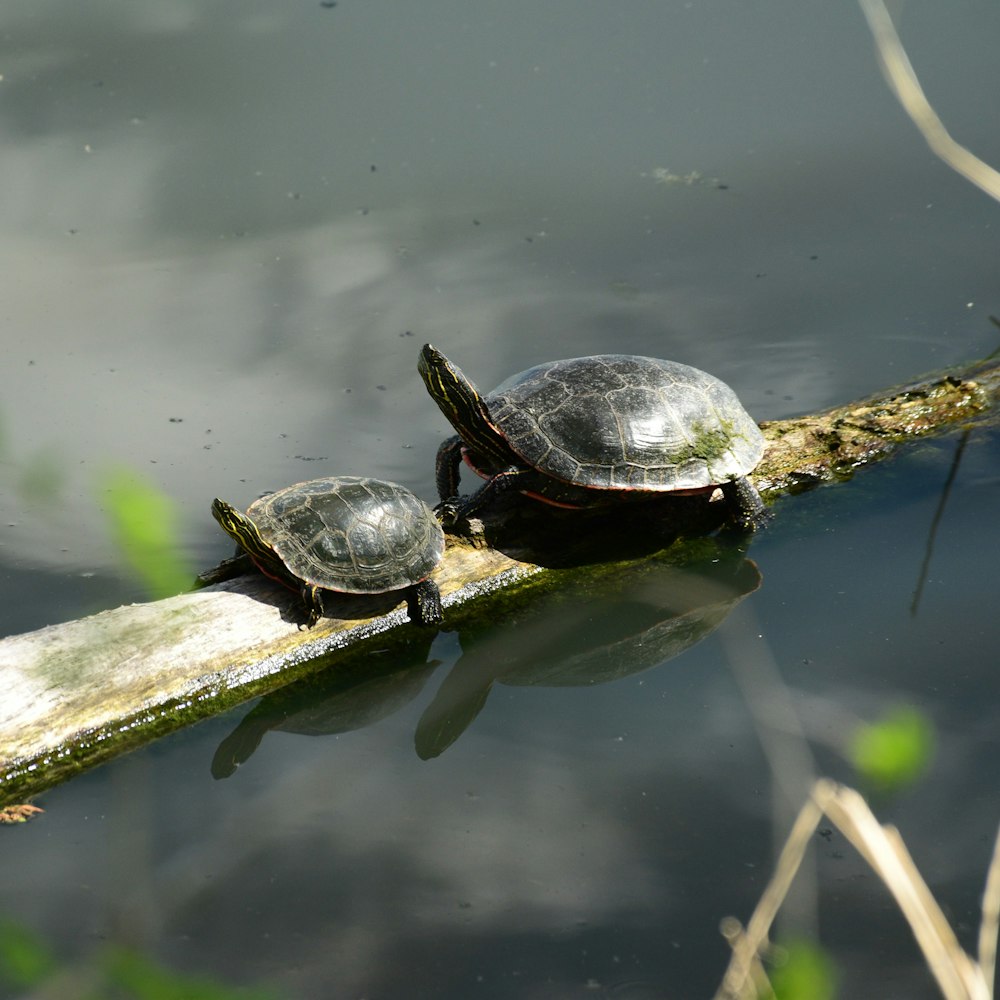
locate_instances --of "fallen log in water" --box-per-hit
[0,358,995,802]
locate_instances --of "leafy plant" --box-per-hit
[770,939,838,1000]
[102,467,194,601]
[850,705,934,791]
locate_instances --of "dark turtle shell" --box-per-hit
[484,355,765,492]
[247,476,444,594]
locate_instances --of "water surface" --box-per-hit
[1,2,999,997]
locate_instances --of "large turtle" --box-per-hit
[212,475,445,627]
[417,344,767,530]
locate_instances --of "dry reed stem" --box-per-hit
[824,785,988,1000]
[858,0,1000,205]
[716,10,1000,995]
[719,918,772,1000]
[714,789,826,999]
[715,779,994,1000]
[978,823,1000,996]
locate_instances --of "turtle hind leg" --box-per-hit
[720,476,770,532]
[406,579,443,627]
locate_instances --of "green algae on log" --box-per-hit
[756,369,990,490]
[0,357,997,803]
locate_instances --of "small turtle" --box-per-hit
[212,476,444,627]
[418,344,767,530]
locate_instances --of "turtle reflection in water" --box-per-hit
[212,476,445,627]
[211,633,439,778]
[415,551,761,759]
[418,345,768,532]
[212,546,760,770]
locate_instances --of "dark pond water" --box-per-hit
[2,2,1000,997]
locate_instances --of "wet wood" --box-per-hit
[754,363,994,490]
[1,357,996,801]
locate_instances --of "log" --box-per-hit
[1,358,996,803]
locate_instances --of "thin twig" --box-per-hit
[911,429,970,615]
[720,604,820,941]
[715,780,993,1000]
[977,820,1000,996]
[857,0,1000,205]
[714,783,829,999]
[825,787,988,1000]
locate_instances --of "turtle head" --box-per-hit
[212,498,278,568]
[419,344,509,462]
[418,344,482,413]
[212,498,249,541]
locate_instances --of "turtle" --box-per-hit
[211,475,445,627]
[417,344,768,531]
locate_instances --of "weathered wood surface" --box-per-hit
[1,358,996,802]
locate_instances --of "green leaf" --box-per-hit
[102,468,194,601]
[0,919,57,989]
[770,938,838,1000]
[104,947,280,999]
[850,705,934,791]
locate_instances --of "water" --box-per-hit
[1,1,1000,996]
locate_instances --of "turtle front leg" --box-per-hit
[434,435,464,503]
[301,584,325,628]
[720,476,769,532]
[434,436,498,534]
[406,578,444,626]
[443,465,534,530]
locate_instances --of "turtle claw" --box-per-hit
[434,496,464,527]
[433,496,489,545]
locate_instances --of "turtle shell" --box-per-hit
[484,355,765,492]
[247,476,444,595]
